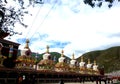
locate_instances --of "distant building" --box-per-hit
[0,38,20,59]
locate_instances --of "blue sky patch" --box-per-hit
[47,40,71,48]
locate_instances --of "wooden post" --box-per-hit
[59,79,64,84]
[104,80,107,84]
[99,77,101,84]
[96,80,98,84]
[37,78,39,84]
[99,80,101,84]
[5,72,9,84]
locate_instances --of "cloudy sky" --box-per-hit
[5,0,120,58]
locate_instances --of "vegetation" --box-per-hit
[84,0,120,8]
[1,0,119,8]
[77,46,120,73]
[0,1,28,37]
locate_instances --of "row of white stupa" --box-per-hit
[1,39,100,75]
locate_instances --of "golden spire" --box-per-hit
[94,60,96,65]
[88,59,90,64]
[81,56,84,62]
[46,45,49,53]
[72,53,75,60]
[61,50,64,57]
[24,39,29,49]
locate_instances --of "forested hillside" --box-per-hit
[77,46,120,73]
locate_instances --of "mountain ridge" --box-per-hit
[77,46,120,73]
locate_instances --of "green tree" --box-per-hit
[84,0,120,8]
[0,3,28,37]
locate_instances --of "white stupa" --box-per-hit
[37,45,55,71]
[69,53,78,72]
[86,59,93,74]
[79,56,86,74]
[70,53,77,65]
[58,50,66,63]
[42,45,51,60]
[20,39,31,56]
[16,39,35,69]
[93,60,98,71]
[93,60,99,75]
[86,59,92,69]
[55,50,69,72]
[79,56,85,68]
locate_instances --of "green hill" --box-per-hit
[77,46,120,73]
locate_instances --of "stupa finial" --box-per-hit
[94,60,96,65]
[46,45,49,53]
[61,50,64,57]
[24,39,29,49]
[81,56,84,62]
[88,59,90,64]
[72,53,75,60]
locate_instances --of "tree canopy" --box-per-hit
[84,0,120,8]
[1,0,119,8]
[0,0,29,37]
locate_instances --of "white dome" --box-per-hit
[59,56,65,62]
[93,65,98,71]
[79,62,85,67]
[87,64,92,69]
[21,48,29,56]
[43,53,51,60]
[70,59,76,65]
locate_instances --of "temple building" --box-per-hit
[55,50,69,72]
[16,39,35,69]
[69,53,78,72]
[86,59,93,74]
[0,38,20,60]
[0,35,20,68]
[93,60,100,75]
[79,56,86,74]
[37,45,55,71]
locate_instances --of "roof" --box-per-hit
[0,38,20,46]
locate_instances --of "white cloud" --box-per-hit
[5,0,120,58]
